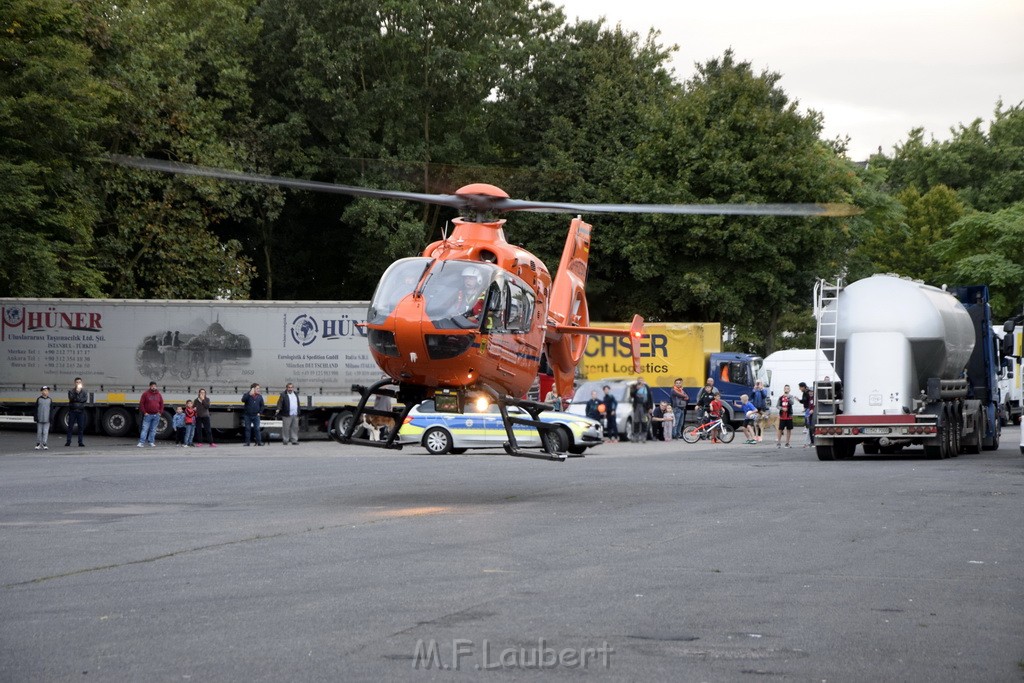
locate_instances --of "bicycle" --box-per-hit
[681,415,735,444]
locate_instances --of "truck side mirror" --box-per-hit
[1000,335,1013,358]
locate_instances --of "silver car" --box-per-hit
[566,379,638,438]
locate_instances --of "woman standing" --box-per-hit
[194,388,215,447]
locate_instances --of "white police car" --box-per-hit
[397,399,603,455]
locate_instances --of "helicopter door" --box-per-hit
[482,281,507,334]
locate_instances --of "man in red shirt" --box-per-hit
[137,381,164,447]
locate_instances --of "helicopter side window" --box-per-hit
[483,282,507,333]
[506,281,535,333]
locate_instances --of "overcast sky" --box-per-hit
[555,0,1024,160]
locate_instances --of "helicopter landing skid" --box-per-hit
[486,391,567,462]
[334,379,414,450]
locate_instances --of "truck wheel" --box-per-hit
[331,412,354,439]
[54,407,90,434]
[834,440,855,459]
[951,413,963,456]
[816,444,835,461]
[982,428,1000,451]
[155,410,175,440]
[327,412,353,442]
[100,407,133,437]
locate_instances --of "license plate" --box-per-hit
[862,427,889,435]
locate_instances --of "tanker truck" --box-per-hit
[812,275,1001,460]
[0,298,376,440]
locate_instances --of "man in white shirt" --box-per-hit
[275,383,300,445]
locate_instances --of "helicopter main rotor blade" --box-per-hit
[107,155,469,209]
[490,198,861,217]
[109,155,860,217]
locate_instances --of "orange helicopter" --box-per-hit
[109,155,857,460]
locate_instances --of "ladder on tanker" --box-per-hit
[813,278,843,425]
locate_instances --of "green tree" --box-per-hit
[620,52,859,353]
[93,0,263,298]
[853,184,964,284]
[881,101,1024,212]
[0,0,110,296]
[486,18,679,315]
[248,0,562,299]
[933,202,1024,317]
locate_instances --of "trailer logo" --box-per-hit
[290,314,319,346]
[4,306,23,329]
[2,305,103,342]
[287,313,368,346]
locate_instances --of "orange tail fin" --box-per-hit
[545,217,644,400]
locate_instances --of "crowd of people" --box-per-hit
[31,377,305,450]
[31,373,821,451]
[565,375,819,447]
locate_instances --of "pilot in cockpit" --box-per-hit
[449,266,487,320]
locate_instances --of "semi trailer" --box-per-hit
[812,275,1001,460]
[0,298,376,440]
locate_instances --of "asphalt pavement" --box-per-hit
[1,426,1022,681]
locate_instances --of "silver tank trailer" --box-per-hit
[833,275,975,415]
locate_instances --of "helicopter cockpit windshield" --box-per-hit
[423,260,502,330]
[368,257,432,325]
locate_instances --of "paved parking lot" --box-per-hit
[1,426,1022,681]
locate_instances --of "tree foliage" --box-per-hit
[3,0,1021,348]
[0,0,110,297]
[623,52,858,353]
[91,0,263,298]
[932,202,1024,318]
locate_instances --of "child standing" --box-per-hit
[183,400,197,447]
[708,391,725,443]
[34,386,52,450]
[172,406,185,445]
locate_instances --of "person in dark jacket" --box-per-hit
[241,383,265,446]
[585,390,602,421]
[35,386,52,450]
[193,388,215,447]
[65,377,87,447]
[602,385,619,442]
[695,378,716,419]
[629,378,654,443]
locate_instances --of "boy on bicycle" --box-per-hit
[708,390,725,443]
